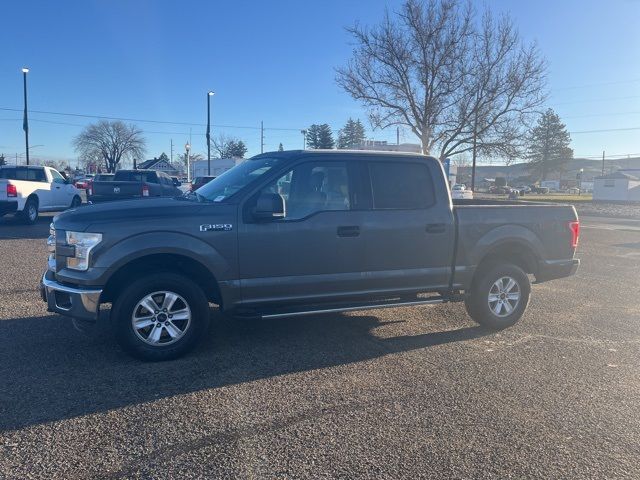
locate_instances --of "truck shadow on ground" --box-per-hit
[0,215,52,239]
[0,309,489,432]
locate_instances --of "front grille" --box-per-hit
[47,223,56,272]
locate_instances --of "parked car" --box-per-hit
[451,184,466,191]
[42,151,580,360]
[0,165,81,224]
[530,185,550,194]
[74,175,94,189]
[489,185,511,195]
[190,176,216,191]
[89,170,182,203]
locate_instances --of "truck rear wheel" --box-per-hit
[21,197,39,225]
[112,273,210,361]
[465,263,530,330]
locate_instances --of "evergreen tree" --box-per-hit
[337,118,366,149]
[157,152,170,163]
[526,109,573,181]
[306,124,335,149]
[278,143,284,151]
[0,154,6,167]
[227,140,248,158]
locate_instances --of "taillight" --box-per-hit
[7,183,17,197]
[569,220,580,248]
[142,184,149,197]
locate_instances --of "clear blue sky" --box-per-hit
[1,0,639,166]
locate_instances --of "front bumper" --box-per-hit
[40,270,103,321]
[535,258,580,283]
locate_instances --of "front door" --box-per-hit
[49,169,71,208]
[238,160,364,306]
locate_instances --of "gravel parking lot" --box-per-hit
[1,212,639,479]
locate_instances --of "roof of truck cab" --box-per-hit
[252,150,436,161]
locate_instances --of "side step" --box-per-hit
[259,297,447,320]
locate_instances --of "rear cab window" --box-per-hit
[113,171,158,183]
[0,167,46,182]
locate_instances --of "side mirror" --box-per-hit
[253,192,285,221]
[172,179,181,187]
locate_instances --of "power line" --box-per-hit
[554,78,640,91]
[569,126,640,134]
[552,95,640,106]
[563,111,640,119]
[0,106,303,132]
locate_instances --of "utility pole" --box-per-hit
[207,91,214,175]
[602,151,605,176]
[170,139,173,163]
[260,121,264,154]
[22,68,30,165]
[301,130,307,150]
[471,113,478,192]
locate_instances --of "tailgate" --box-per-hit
[91,181,143,199]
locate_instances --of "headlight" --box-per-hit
[65,231,102,271]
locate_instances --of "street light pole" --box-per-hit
[185,142,191,183]
[207,91,214,176]
[22,68,30,165]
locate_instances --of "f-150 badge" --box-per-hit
[200,224,233,232]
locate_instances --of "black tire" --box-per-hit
[465,263,530,330]
[112,273,210,361]
[21,197,39,225]
[70,195,82,209]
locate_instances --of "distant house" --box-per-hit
[138,157,180,176]
[593,172,640,202]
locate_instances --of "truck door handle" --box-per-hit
[337,225,360,237]
[425,223,446,234]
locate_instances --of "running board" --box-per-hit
[260,298,446,320]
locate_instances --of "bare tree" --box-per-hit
[336,0,546,160]
[212,134,248,158]
[72,121,146,173]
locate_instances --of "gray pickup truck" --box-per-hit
[41,151,579,360]
[89,169,182,203]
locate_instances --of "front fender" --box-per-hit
[56,231,232,288]
[97,231,231,281]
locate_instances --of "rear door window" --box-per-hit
[368,162,435,209]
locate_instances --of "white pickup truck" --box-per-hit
[0,165,82,224]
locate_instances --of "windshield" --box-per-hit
[195,156,283,202]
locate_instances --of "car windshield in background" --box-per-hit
[196,157,283,202]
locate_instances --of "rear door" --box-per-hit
[238,158,365,305]
[356,159,455,292]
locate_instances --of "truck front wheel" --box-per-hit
[465,263,531,330]
[112,273,210,361]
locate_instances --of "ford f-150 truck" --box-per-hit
[41,151,580,360]
[1,165,82,224]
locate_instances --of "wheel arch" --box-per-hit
[101,253,222,306]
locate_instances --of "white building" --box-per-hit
[356,140,422,153]
[191,158,244,178]
[593,172,640,202]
